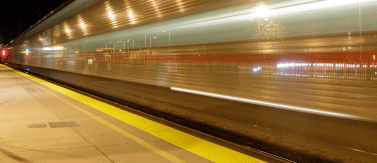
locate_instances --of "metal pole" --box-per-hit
[359,2,362,60]
[359,2,364,79]
[258,19,261,64]
[114,42,117,61]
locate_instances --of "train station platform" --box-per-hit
[0,64,279,163]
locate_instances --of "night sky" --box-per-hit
[0,0,67,45]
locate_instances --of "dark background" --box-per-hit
[0,0,67,45]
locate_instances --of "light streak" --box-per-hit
[176,0,185,12]
[149,0,162,18]
[105,1,118,28]
[42,46,64,51]
[253,67,262,72]
[128,11,136,24]
[78,15,88,35]
[124,0,137,24]
[171,87,364,120]
[63,22,73,39]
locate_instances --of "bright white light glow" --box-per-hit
[128,11,136,24]
[2,51,5,56]
[237,0,375,22]
[272,73,311,77]
[128,11,134,19]
[171,87,363,120]
[108,10,115,20]
[276,62,352,68]
[278,62,311,68]
[65,28,71,34]
[253,67,262,72]
[255,4,271,18]
[42,46,64,51]
[80,22,86,30]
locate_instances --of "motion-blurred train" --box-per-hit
[4,1,377,162]
[5,0,377,69]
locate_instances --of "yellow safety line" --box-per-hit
[5,66,185,163]
[4,65,265,163]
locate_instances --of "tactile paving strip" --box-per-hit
[25,87,44,93]
[48,121,79,128]
[27,123,48,128]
